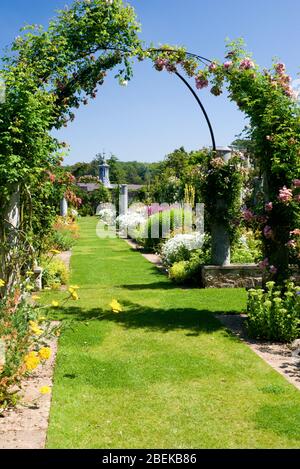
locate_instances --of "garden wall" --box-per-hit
[202,265,300,288]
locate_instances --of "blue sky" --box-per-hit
[1,0,300,164]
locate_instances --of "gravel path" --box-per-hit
[0,334,59,449]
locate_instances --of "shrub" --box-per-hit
[231,230,262,264]
[41,258,69,289]
[169,261,190,284]
[247,281,300,342]
[143,208,193,252]
[161,232,204,266]
[51,230,76,251]
[169,253,203,285]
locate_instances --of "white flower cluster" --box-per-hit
[161,232,204,265]
[116,212,146,237]
[97,208,116,224]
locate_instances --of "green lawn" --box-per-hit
[45,217,300,448]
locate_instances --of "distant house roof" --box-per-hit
[77,182,144,192]
[77,183,100,192]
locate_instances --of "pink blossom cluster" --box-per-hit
[210,157,225,169]
[258,258,269,270]
[293,179,300,187]
[265,202,273,212]
[274,68,296,99]
[239,58,255,70]
[290,229,300,236]
[275,63,286,75]
[154,58,170,72]
[47,172,56,183]
[223,61,233,70]
[209,62,217,72]
[287,239,297,249]
[258,258,277,274]
[195,76,209,89]
[263,225,273,239]
[242,208,255,222]
[278,186,293,204]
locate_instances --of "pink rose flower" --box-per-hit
[278,186,293,203]
[240,58,255,70]
[242,208,255,222]
[224,61,233,70]
[290,229,300,236]
[195,77,209,89]
[265,202,273,212]
[154,58,169,71]
[209,62,217,72]
[263,225,273,239]
[258,258,269,270]
[275,63,286,75]
[293,179,300,187]
[287,240,297,249]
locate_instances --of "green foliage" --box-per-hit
[41,258,69,290]
[169,252,203,285]
[143,208,193,251]
[51,231,76,252]
[0,289,61,410]
[201,152,244,243]
[231,230,262,264]
[74,183,111,216]
[0,0,141,289]
[66,153,161,185]
[247,282,300,342]
[148,40,300,282]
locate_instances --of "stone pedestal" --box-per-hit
[60,197,68,217]
[211,222,231,266]
[34,266,43,291]
[119,184,128,215]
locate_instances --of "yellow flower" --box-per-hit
[26,284,34,291]
[109,299,123,314]
[29,321,43,336]
[26,271,35,276]
[70,285,80,290]
[50,249,61,255]
[39,386,51,395]
[38,347,51,360]
[0,279,5,287]
[24,351,40,371]
[32,295,40,301]
[51,301,59,308]
[71,291,79,301]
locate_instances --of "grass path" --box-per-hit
[45,217,300,448]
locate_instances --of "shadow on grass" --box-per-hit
[49,301,235,336]
[120,282,180,291]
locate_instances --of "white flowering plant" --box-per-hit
[97,208,116,225]
[161,232,204,266]
[116,212,147,239]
